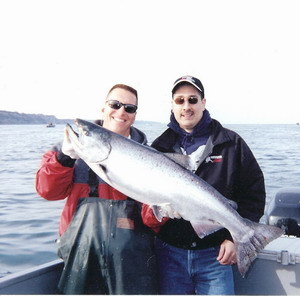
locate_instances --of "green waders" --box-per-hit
[57,197,158,294]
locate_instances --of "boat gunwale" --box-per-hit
[0,259,63,290]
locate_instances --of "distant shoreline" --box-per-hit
[0,110,72,125]
[0,110,166,126]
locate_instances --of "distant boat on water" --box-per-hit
[296,122,299,126]
[46,123,55,127]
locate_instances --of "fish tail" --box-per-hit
[233,220,284,277]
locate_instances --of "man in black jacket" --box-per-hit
[142,75,266,295]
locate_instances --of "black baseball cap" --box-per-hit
[172,75,204,97]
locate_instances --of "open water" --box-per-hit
[1,122,300,277]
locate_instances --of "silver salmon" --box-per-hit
[66,119,283,277]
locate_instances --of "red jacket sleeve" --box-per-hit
[35,150,74,200]
[141,204,169,233]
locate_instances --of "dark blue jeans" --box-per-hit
[155,238,234,295]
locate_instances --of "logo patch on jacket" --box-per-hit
[205,155,223,163]
[117,218,135,230]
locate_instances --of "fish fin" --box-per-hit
[227,199,238,210]
[164,153,194,171]
[151,203,181,222]
[164,145,205,172]
[151,205,164,222]
[86,162,112,185]
[191,220,224,238]
[233,220,284,278]
[188,145,205,171]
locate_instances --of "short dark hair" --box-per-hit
[107,84,138,105]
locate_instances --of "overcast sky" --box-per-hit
[0,0,299,124]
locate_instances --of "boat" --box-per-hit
[46,123,55,127]
[1,188,300,295]
[0,259,63,295]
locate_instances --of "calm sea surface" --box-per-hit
[1,122,300,276]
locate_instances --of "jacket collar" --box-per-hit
[151,119,231,152]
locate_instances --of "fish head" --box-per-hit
[66,118,111,163]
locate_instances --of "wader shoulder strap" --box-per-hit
[88,169,99,197]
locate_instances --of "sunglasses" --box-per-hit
[173,97,199,105]
[106,100,138,114]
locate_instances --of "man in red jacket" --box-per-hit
[36,84,157,294]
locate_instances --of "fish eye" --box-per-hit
[83,130,90,136]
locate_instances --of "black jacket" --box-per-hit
[151,119,266,249]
